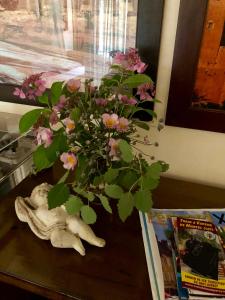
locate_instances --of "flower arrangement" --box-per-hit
[16,48,168,224]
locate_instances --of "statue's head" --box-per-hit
[30,182,52,208]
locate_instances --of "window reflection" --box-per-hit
[0,0,138,85]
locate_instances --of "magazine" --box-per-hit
[140,208,225,300]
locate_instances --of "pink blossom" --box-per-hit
[108,138,121,157]
[53,95,68,112]
[116,117,129,132]
[119,95,137,106]
[63,118,75,134]
[36,127,53,148]
[113,52,127,68]
[16,73,47,100]
[136,61,147,73]
[60,152,77,170]
[13,87,26,99]
[34,79,46,96]
[95,98,107,107]
[137,83,154,100]
[49,111,59,126]
[67,79,81,93]
[113,48,147,73]
[102,113,119,129]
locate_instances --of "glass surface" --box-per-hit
[0,112,34,194]
[0,0,138,85]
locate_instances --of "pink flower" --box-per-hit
[137,83,154,100]
[136,61,147,73]
[63,118,75,134]
[49,111,59,126]
[95,98,107,107]
[113,52,127,67]
[67,79,81,93]
[36,127,53,148]
[34,79,46,96]
[17,73,47,100]
[127,98,137,105]
[102,113,119,129]
[113,48,147,73]
[108,138,121,157]
[119,95,137,106]
[53,95,68,112]
[116,117,129,132]
[60,152,77,170]
[126,48,147,73]
[13,87,26,99]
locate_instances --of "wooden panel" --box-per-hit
[193,0,225,104]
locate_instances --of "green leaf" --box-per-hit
[58,170,70,184]
[74,186,88,197]
[48,183,70,209]
[134,190,152,213]
[81,206,97,224]
[73,187,95,201]
[146,162,162,180]
[118,140,133,163]
[133,120,150,131]
[104,168,119,183]
[33,145,52,172]
[145,109,157,119]
[140,175,159,190]
[122,74,152,88]
[74,155,88,182]
[119,170,139,190]
[19,109,43,133]
[51,81,64,104]
[87,192,95,201]
[70,107,81,123]
[93,175,104,186]
[45,132,68,162]
[105,184,123,199]
[38,94,49,105]
[98,195,112,213]
[117,193,134,222]
[159,161,169,172]
[152,98,161,103]
[131,107,157,119]
[65,195,84,215]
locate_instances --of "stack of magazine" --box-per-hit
[140,208,225,299]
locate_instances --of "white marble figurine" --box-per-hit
[15,183,105,256]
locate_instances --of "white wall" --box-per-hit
[1,0,225,188]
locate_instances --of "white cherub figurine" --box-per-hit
[15,183,105,256]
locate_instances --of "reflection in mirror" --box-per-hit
[0,0,138,86]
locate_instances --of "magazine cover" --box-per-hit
[140,209,225,300]
[174,217,225,295]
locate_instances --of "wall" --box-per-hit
[1,0,225,188]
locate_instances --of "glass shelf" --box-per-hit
[0,112,35,195]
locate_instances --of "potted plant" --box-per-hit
[15,48,168,225]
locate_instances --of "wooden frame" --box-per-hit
[166,0,225,133]
[0,0,164,106]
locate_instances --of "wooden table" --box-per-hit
[0,169,151,300]
[1,170,225,300]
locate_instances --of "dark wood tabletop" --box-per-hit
[0,169,151,300]
[1,169,225,300]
